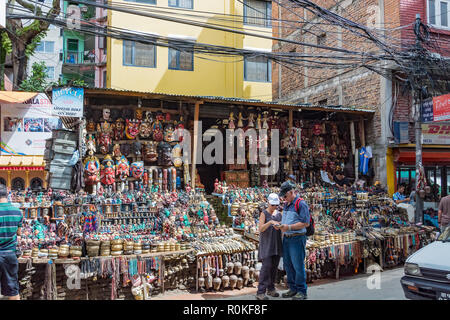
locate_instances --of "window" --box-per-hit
[35,41,55,53]
[12,178,25,191]
[168,44,194,71]
[317,33,326,46]
[244,56,271,82]
[428,0,450,28]
[30,178,43,191]
[244,0,272,27]
[123,41,156,67]
[45,66,55,80]
[169,0,193,9]
[124,0,156,4]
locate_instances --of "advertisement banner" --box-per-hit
[1,93,63,155]
[52,87,84,117]
[433,93,450,122]
[422,123,450,145]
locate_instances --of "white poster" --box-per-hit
[1,93,63,155]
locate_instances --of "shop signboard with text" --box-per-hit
[433,93,450,122]
[422,123,450,145]
[0,93,63,155]
[51,87,84,117]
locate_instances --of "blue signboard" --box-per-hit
[421,99,434,123]
[51,87,84,118]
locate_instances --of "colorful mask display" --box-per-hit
[139,122,152,139]
[130,161,144,180]
[100,155,115,185]
[116,155,130,181]
[84,155,100,185]
[125,119,141,140]
[114,119,125,141]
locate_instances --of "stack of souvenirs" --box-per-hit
[212,109,353,187]
[80,107,190,196]
[15,188,222,260]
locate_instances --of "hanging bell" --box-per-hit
[241,266,250,280]
[213,277,222,291]
[234,261,242,275]
[229,275,238,290]
[226,262,234,274]
[221,275,230,289]
[236,277,244,290]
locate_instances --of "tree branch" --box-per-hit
[14,0,42,16]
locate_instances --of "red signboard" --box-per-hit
[433,93,450,122]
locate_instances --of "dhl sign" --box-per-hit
[422,123,450,144]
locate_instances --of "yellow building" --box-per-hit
[106,0,273,100]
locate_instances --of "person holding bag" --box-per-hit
[256,193,283,300]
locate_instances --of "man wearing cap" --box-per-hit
[274,181,310,300]
[256,193,283,300]
[0,184,23,300]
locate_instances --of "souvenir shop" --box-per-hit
[14,87,437,299]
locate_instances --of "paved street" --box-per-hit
[222,267,407,300]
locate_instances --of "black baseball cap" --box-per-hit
[279,181,295,198]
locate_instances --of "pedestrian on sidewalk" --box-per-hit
[0,184,23,300]
[274,181,310,300]
[438,194,450,231]
[256,193,283,300]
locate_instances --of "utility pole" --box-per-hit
[413,14,425,223]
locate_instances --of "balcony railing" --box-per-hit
[63,50,96,65]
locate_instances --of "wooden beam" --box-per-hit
[191,101,203,190]
[350,122,358,180]
[359,119,366,146]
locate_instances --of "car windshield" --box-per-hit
[437,226,450,242]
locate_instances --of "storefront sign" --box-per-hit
[433,93,450,122]
[422,123,450,144]
[421,99,434,123]
[52,87,84,117]
[0,93,63,155]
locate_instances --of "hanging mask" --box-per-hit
[86,120,96,132]
[157,142,172,166]
[103,108,111,121]
[130,161,144,180]
[112,144,122,160]
[135,108,143,120]
[164,123,175,142]
[152,120,163,142]
[116,155,130,181]
[83,156,100,185]
[331,123,338,136]
[139,122,152,139]
[172,144,183,168]
[143,142,158,162]
[133,141,142,157]
[313,123,322,135]
[100,155,115,185]
[114,119,125,141]
[125,119,141,140]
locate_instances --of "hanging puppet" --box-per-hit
[100,155,115,185]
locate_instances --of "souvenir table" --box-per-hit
[14,187,229,300]
[211,185,436,283]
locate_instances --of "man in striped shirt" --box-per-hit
[0,184,23,300]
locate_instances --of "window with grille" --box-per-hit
[244,0,272,27]
[168,0,193,9]
[244,56,271,82]
[168,43,194,71]
[123,41,156,67]
[428,0,450,28]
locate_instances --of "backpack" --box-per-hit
[294,197,315,237]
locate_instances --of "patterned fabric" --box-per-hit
[0,203,23,253]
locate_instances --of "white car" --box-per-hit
[401,226,450,300]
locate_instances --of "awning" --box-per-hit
[395,149,450,164]
[0,156,45,170]
[0,91,39,104]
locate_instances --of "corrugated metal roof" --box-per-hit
[78,87,376,114]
